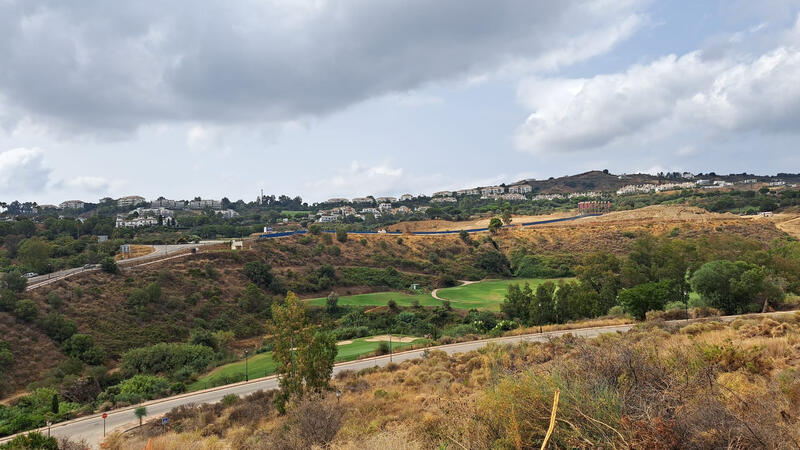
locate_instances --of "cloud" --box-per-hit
[0,0,645,134]
[186,125,220,152]
[305,161,443,201]
[0,147,51,195]
[57,176,110,193]
[515,15,800,154]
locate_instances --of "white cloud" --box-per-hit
[0,147,50,195]
[186,125,220,152]
[305,161,444,201]
[515,16,800,154]
[59,176,110,192]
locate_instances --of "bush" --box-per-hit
[120,343,214,379]
[100,257,119,274]
[112,375,170,404]
[13,299,38,322]
[40,313,78,343]
[242,261,273,289]
[607,305,626,317]
[0,432,57,450]
[221,393,239,406]
[2,272,27,293]
[335,228,348,243]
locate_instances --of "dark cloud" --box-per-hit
[0,0,643,133]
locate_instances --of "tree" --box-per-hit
[689,260,778,314]
[532,281,557,324]
[459,230,471,244]
[618,280,676,320]
[100,257,119,274]
[335,227,348,243]
[134,406,147,427]
[501,208,512,226]
[488,217,503,234]
[51,393,59,415]
[17,238,51,274]
[2,272,27,293]
[501,283,533,324]
[268,292,338,413]
[243,261,274,289]
[325,291,339,314]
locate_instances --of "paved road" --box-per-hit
[2,310,796,448]
[25,242,225,291]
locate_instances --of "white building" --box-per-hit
[507,184,532,194]
[219,209,239,219]
[152,198,185,209]
[481,186,505,196]
[399,194,414,201]
[117,196,146,207]
[188,199,222,210]
[430,197,457,203]
[59,200,85,210]
[456,188,481,196]
[318,215,340,223]
[324,198,350,204]
[432,191,453,197]
[394,206,412,214]
[378,202,393,212]
[352,197,374,204]
[375,196,397,203]
[116,216,159,228]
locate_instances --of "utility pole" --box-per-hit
[389,330,392,362]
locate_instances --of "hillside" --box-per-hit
[1,206,786,395]
[106,314,800,449]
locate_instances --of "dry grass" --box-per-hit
[505,316,634,336]
[115,244,155,260]
[107,314,800,449]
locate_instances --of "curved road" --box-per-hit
[3,309,796,448]
[25,242,225,291]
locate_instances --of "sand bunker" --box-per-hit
[364,335,417,343]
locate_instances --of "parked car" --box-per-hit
[23,272,38,278]
[83,264,95,269]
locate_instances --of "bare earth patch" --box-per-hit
[337,340,353,346]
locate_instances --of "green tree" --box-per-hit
[100,257,119,274]
[532,281,557,325]
[501,283,533,324]
[268,292,337,413]
[501,208,512,226]
[299,330,337,394]
[134,406,147,427]
[238,283,269,314]
[17,238,51,274]
[2,272,27,293]
[243,261,274,289]
[325,291,339,314]
[488,217,503,234]
[335,227,348,243]
[618,280,677,320]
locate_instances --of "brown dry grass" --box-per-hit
[106,314,800,449]
[115,244,155,260]
[505,316,634,336]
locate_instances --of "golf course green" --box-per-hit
[189,335,427,391]
[434,278,572,311]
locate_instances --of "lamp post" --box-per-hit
[389,330,392,363]
[244,349,249,382]
[538,302,543,334]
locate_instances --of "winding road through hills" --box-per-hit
[1,310,796,448]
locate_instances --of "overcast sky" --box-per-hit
[1,0,800,205]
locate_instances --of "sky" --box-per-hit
[1,0,800,205]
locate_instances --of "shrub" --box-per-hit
[0,432,57,450]
[113,375,170,404]
[242,261,273,289]
[335,228,348,243]
[2,272,27,293]
[607,305,626,317]
[120,343,214,379]
[100,257,119,274]
[13,299,38,322]
[41,313,78,343]
[221,393,239,406]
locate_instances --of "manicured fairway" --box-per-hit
[305,291,440,308]
[435,278,573,311]
[189,336,427,391]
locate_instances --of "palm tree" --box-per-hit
[134,406,147,427]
